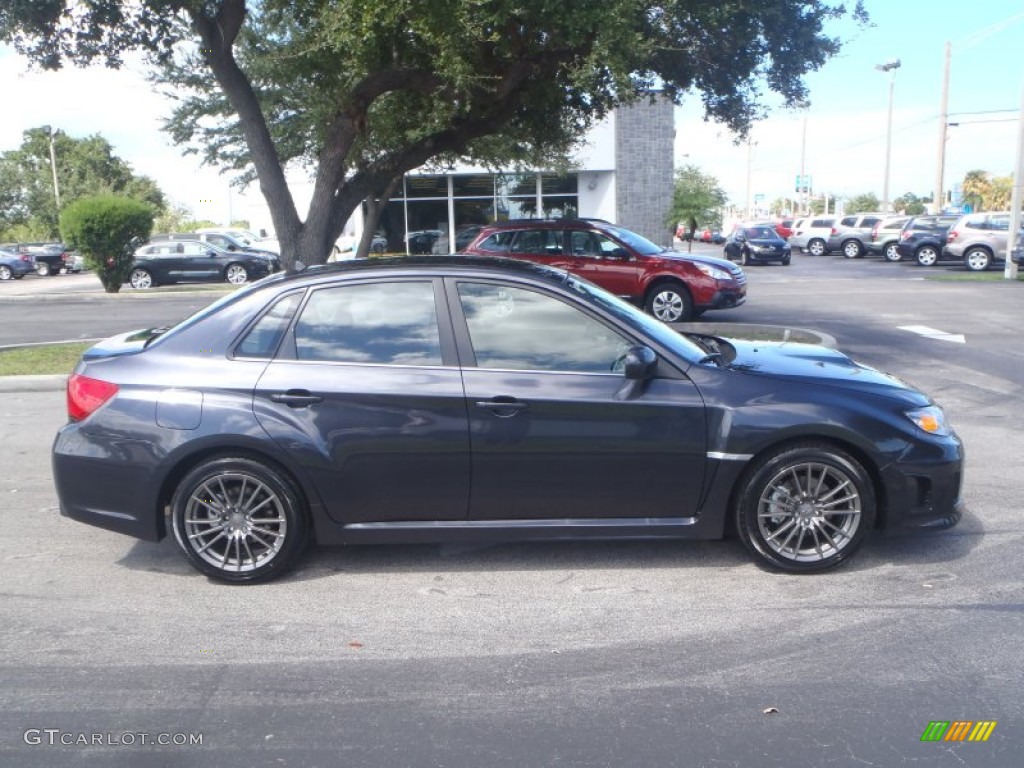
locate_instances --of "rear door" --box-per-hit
[252,278,471,523]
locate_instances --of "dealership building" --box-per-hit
[344,95,676,253]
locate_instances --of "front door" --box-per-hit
[450,280,706,520]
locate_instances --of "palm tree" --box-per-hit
[961,169,990,212]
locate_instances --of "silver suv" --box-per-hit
[944,212,1022,271]
[827,212,886,258]
[790,216,836,256]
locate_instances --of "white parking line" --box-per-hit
[897,325,966,344]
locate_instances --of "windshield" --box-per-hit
[564,275,705,362]
[744,226,778,239]
[601,225,665,256]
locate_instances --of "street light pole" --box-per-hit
[875,59,901,214]
[933,42,951,213]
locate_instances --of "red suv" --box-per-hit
[464,219,746,322]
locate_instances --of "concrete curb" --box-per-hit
[0,323,835,393]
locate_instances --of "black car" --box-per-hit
[53,256,963,583]
[895,215,961,267]
[128,239,277,288]
[724,224,791,265]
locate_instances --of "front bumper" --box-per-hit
[879,433,964,532]
[701,284,747,311]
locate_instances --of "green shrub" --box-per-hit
[60,195,153,293]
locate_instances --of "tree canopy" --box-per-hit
[2,0,867,265]
[0,127,165,241]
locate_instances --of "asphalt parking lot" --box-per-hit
[1,252,1022,767]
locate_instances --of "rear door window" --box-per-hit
[512,230,564,256]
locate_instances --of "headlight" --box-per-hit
[905,405,951,436]
[695,263,731,280]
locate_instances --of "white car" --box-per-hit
[194,227,280,255]
[789,216,837,256]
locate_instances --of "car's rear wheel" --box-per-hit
[842,240,862,259]
[225,263,250,284]
[645,282,693,323]
[883,242,901,262]
[915,245,938,267]
[35,262,52,276]
[735,442,875,573]
[964,247,991,272]
[129,268,155,289]
[171,456,309,583]
[807,239,826,256]
[0,265,12,281]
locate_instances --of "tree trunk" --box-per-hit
[356,176,402,259]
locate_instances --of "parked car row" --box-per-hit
[0,241,83,276]
[788,212,1021,271]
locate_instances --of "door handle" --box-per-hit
[475,397,528,418]
[270,390,323,408]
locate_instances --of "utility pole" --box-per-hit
[933,42,951,213]
[745,137,756,220]
[1006,79,1023,281]
[44,125,61,211]
[799,110,808,214]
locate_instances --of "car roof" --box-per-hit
[261,255,570,290]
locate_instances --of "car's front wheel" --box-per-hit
[781,254,791,266]
[842,240,862,259]
[883,242,901,262]
[645,282,693,323]
[964,247,991,272]
[129,268,155,289]
[170,456,309,583]
[807,239,826,257]
[735,442,875,573]
[915,245,939,267]
[225,263,250,285]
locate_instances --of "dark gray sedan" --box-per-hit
[723,225,791,265]
[128,239,277,289]
[53,257,963,582]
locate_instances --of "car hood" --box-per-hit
[661,251,737,270]
[723,339,929,405]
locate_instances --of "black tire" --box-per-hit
[842,240,862,259]
[0,265,12,281]
[781,255,791,266]
[914,245,939,267]
[807,238,826,257]
[740,249,749,266]
[129,268,156,289]
[35,262,52,276]
[883,242,901,262]
[170,456,309,583]
[644,281,693,323]
[735,442,876,573]
[371,242,385,254]
[963,247,991,272]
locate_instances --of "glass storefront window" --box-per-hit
[404,175,448,198]
[539,174,578,195]
[452,175,495,198]
[541,196,578,219]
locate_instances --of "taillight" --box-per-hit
[901,231,912,241]
[947,230,959,243]
[830,227,837,235]
[19,254,32,263]
[67,373,119,422]
[871,225,879,239]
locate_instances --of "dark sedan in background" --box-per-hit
[724,224,792,265]
[128,239,279,289]
[53,257,963,582]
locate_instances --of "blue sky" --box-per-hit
[2,0,1023,225]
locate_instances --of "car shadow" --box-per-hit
[113,507,982,583]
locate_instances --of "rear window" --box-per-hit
[810,218,834,228]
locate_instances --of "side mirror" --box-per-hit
[207,250,217,257]
[623,345,657,379]
[616,345,657,400]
